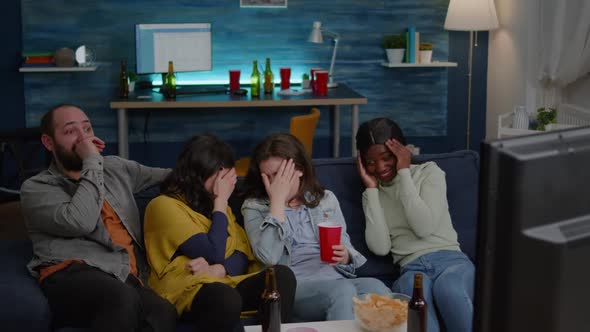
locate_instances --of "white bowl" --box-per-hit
[353,293,410,332]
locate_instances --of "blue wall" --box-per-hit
[17,0,488,167]
[2,0,24,131]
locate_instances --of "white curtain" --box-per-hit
[536,0,590,107]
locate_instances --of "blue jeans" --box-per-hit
[293,277,391,321]
[393,250,475,332]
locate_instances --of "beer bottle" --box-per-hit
[407,273,427,332]
[164,61,176,99]
[263,57,274,94]
[250,60,260,98]
[119,60,129,98]
[260,267,281,332]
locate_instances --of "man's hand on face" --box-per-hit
[74,136,105,160]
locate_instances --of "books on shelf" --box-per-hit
[21,63,56,67]
[22,51,54,65]
[407,26,416,63]
[414,31,420,63]
[404,27,422,63]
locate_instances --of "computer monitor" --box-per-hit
[135,23,212,74]
[475,126,590,332]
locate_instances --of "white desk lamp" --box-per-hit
[444,0,499,149]
[308,21,339,88]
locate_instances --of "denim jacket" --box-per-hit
[241,190,366,278]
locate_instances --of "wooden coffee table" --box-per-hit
[244,319,362,332]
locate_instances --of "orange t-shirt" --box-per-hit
[39,200,138,282]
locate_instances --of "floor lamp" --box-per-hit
[444,0,499,149]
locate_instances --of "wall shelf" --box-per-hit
[19,66,97,72]
[381,61,457,68]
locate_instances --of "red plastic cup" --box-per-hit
[229,70,241,93]
[315,70,328,96]
[318,221,342,263]
[280,67,291,90]
[310,67,323,93]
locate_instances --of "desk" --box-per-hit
[110,84,367,159]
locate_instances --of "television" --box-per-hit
[475,126,590,332]
[135,23,212,74]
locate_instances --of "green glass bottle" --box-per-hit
[250,60,260,98]
[164,61,176,99]
[119,60,129,98]
[263,57,274,94]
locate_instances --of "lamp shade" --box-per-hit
[444,0,499,31]
[308,21,324,43]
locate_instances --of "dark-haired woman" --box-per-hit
[241,133,390,322]
[144,134,296,332]
[356,118,475,332]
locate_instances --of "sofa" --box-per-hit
[0,150,479,331]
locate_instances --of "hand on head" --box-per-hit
[385,139,411,171]
[262,158,302,206]
[213,167,237,203]
[356,153,378,188]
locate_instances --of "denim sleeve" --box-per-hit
[242,200,291,266]
[324,191,367,277]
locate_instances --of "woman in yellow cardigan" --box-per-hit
[144,134,296,332]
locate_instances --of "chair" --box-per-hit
[235,108,320,177]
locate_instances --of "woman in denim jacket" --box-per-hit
[241,133,390,322]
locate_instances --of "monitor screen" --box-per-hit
[135,23,212,74]
[475,126,590,332]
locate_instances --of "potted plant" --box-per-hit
[532,107,557,130]
[419,42,434,63]
[301,73,310,89]
[128,71,139,93]
[381,34,406,64]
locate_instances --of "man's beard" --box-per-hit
[54,143,83,171]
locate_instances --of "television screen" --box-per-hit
[135,23,212,74]
[475,126,590,332]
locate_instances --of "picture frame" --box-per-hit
[240,0,287,8]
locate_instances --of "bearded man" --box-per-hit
[20,104,177,331]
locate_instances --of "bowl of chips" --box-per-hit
[353,293,410,332]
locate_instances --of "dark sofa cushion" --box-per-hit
[0,240,51,332]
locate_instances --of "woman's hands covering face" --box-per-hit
[262,158,302,205]
[213,167,237,203]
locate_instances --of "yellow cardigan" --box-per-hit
[144,195,260,315]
